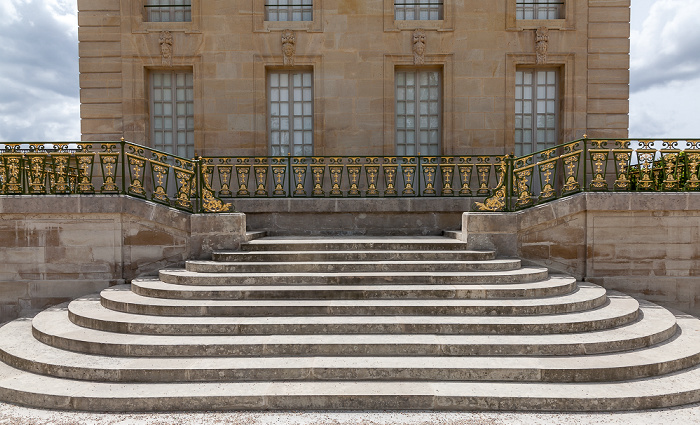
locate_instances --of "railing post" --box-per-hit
[506,154,513,212]
[583,135,588,191]
[195,156,202,213]
[120,137,126,195]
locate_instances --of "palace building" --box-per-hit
[78,0,630,157]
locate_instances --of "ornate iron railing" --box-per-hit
[0,141,230,213]
[1,139,698,213]
[477,139,700,212]
[199,155,507,199]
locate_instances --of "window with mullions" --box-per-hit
[266,0,312,21]
[151,71,195,158]
[396,70,441,156]
[516,0,562,20]
[515,69,558,156]
[145,0,192,22]
[269,71,314,156]
[395,0,443,20]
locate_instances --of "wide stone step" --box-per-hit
[158,267,551,286]
[185,259,522,274]
[213,249,497,262]
[240,237,473,252]
[130,275,576,300]
[31,301,677,359]
[99,283,607,317]
[3,358,700,412]
[69,293,640,336]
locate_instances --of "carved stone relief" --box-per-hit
[159,31,173,67]
[536,27,549,65]
[282,30,296,66]
[412,29,426,65]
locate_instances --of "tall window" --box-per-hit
[396,70,441,156]
[269,70,313,156]
[515,69,558,156]
[151,71,194,158]
[145,0,192,22]
[516,0,562,20]
[395,0,443,20]
[266,0,312,21]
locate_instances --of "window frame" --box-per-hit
[132,0,200,33]
[514,67,560,157]
[149,69,196,158]
[394,0,444,22]
[254,0,322,32]
[267,69,315,156]
[384,0,453,31]
[394,68,442,156]
[506,0,573,31]
[516,0,563,21]
[144,0,192,23]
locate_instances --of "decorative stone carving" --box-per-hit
[282,30,296,66]
[535,27,549,65]
[159,31,173,67]
[412,29,426,65]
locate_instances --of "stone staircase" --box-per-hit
[2,235,700,411]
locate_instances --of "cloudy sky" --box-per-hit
[0,0,698,141]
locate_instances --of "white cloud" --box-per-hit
[630,0,700,92]
[630,77,700,137]
[0,0,79,141]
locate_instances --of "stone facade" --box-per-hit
[0,196,246,323]
[463,193,700,316]
[78,0,630,156]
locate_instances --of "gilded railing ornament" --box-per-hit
[329,157,343,197]
[173,158,195,211]
[588,140,609,191]
[439,157,455,196]
[537,148,557,202]
[199,159,232,213]
[150,152,171,205]
[216,159,233,197]
[421,157,438,196]
[311,157,325,197]
[457,156,473,196]
[347,157,362,197]
[513,155,534,210]
[365,157,380,196]
[561,141,582,195]
[401,157,417,196]
[235,158,252,197]
[76,144,96,194]
[254,157,269,196]
[474,157,508,212]
[99,143,120,193]
[126,145,146,197]
[475,156,493,196]
[271,157,288,197]
[292,157,308,196]
[383,157,398,196]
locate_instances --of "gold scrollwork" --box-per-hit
[27,154,48,194]
[76,153,96,194]
[365,157,380,196]
[217,165,233,197]
[588,150,608,191]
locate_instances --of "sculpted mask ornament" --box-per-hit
[413,29,426,65]
[282,30,296,66]
[535,27,549,65]
[159,31,173,66]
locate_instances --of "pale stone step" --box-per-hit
[158,267,551,286]
[99,283,607,317]
[33,297,664,358]
[0,305,687,383]
[69,293,640,336]
[2,359,700,412]
[185,259,522,274]
[130,275,577,300]
[213,249,496,262]
[240,236,473,252]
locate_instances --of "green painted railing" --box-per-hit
[1,139,698,212]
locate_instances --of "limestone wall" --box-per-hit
[237,198,471,236]
[0,196,245,323]
[463,193,700,315]
[79,1,630,154]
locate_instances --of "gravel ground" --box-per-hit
[1,402,700,425]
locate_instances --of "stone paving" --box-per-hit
[2,402,700,425]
